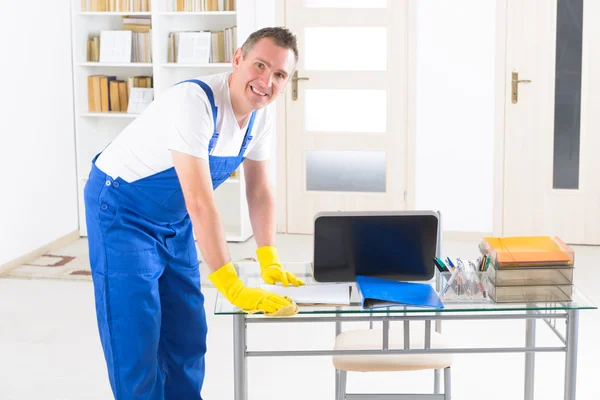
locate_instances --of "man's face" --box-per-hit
[232,37,296,110]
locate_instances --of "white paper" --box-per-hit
[127,88,154,114]
[257,283,351,305]
[99,31,132,63]
[177,32,211,64]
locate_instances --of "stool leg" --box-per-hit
[444,367,451,400]
[339,370,347,400]
[335,369,340,399]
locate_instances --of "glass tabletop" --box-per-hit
[214,262,597,315]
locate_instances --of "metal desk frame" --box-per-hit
[230,307,579,400]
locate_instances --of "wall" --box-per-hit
[414,0,497,233]
[0,1,79,266]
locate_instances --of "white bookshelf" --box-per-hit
[71,0,258,242]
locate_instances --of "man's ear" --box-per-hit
[232,48,244,69]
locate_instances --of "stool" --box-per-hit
[333,326,452,399]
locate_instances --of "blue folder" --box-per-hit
[356,275,444,309]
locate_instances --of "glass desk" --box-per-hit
[214,262,597,400]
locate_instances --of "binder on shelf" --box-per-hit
[99,31,133,63]
[356,275,444,309]
[177,31,211,64]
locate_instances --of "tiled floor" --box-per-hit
[1,235,599,400]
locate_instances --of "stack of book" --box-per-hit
[82,0,151,12]
[479,236,575,303]
[88,75,152,113]
[166,0,236,12]
[167,27,236,64]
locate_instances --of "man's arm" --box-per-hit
[244,158,304,286]
[243,158,276,247]
[171,150,230,272]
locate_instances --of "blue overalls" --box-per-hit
[84,79,256,399]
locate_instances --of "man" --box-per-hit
[83,27,303,399]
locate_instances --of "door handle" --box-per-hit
[512,71,532,104]
[291,71,309,101]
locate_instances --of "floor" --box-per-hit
[1,234,599,400]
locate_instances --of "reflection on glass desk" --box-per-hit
[214,262,597,315]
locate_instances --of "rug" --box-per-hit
[1,253,93,281]
[0,238,257,285]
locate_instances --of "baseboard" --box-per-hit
[273,230,489,242]
[0,230,81,275]
[442,231,491,242]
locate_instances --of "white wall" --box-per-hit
[414,0,496,233]
[0,1,78,265]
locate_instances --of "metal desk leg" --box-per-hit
[233,314,248,400]
[434,319,442,394]
[525,314,536,400]
[564,310,579,400]
[335,316,342,400]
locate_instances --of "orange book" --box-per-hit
[118,81,128,112]
[109,80,121,112]
[87,76,95,111]
[482,236,573,267]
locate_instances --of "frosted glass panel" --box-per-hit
[305,28,387,71]
[553,0,582,190]
[306,150,386,192]
[304,0,387,8]
[305,89,386,133]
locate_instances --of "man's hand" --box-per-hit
[209,262,291,313]
[257,246,305,287]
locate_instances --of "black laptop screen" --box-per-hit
[313,213,438,282]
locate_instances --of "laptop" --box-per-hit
[312,210,440,283]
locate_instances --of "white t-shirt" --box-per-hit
[95,72,273,183]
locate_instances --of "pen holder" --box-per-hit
[438,270,489,302]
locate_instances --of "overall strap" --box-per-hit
[238,111,257,157]
[175,79,219,153]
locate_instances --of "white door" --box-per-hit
[503,0,600,244]
[284,0,408,234]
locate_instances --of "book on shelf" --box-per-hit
[176,32,211,64]
[81,0,151,12]
[127,87,154,114]
[88,75,152,113]
[87,35,101,62]
[168,27,236,63]
[88,17,152,63]
[99,31,132,63]
[94,28,152,63]
[122,15,152,32]
[167,0,236,12]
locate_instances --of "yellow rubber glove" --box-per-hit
[256,246,305,287]
[208,262,291,313]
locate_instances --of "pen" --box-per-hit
[442,266,460,294]
[432,258,443,273]
[446,257,456,270]
[433,258,447,273]
[436,257,450,272]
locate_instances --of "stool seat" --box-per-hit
[333,328,453,372]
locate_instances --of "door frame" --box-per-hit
[275,0,287,233]
[493,0,508,238]
[275,0,508,237]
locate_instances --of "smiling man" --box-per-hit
[83,27,303,399]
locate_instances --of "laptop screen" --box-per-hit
[312,211,439,282]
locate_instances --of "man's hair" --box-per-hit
[241,27,299,64]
